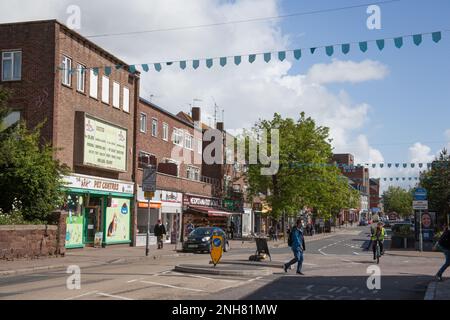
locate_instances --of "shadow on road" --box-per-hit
[243,274,432,300]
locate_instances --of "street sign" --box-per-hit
[142,166,157,192]
[144,191,154,199]
[413,200,428,210]
[210,235,224,267]
[414,188,427,201]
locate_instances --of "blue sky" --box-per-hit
[277,0,450,162]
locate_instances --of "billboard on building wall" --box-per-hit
[83,114,127,172]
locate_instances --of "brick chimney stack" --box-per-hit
[192,107,201,122]
[216,122,224,131]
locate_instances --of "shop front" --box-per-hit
[182,194,238,239]
[62,174,134,249]
[136,188,182,246]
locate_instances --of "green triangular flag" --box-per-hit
[220,57,227,67]
[193,60,200,69]
[104,66,112,76]
[154,63,161,72]
[376,39,385,51]
[432,31,442,43]
[248,54,256,63]
[310,47,316,54]
[180,61,186,70]
[263,52,271,62]
[293,49,302,60]
[394,37,403,48]
[278,51,286,61]
[93,67,99,76]
[413,34,422,46]
[206,59,213,68]
[325,46,334,57]
[129,65,136,73]
[141,64,149,72]
[234,56,241,65]
[359,41,368,52]
[341,44,350,54]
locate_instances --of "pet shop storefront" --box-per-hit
[62,174,134,249]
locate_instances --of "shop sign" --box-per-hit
[105,198,131,243]
[155,190,182,203]
[65,215,83,247]
[184,195,220,207]
[83,114,127,172]
[64,174,134,194]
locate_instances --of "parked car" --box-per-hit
[182,227,230,253]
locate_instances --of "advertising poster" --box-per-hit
[105,198,131,243]
[65,215,83,248]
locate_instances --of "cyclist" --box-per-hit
[371,222,386,260]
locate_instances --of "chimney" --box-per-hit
[216,122,224,131]
[192,107,201,122]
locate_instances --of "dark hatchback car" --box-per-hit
[182,227,230,253]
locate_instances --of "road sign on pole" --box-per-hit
[413,200,428,210]
[414,188,427,201]
[142,165,157,192]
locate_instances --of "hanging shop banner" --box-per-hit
[183,194,220,207]
[210,234,224,267]
[83,114,127,172]
[105,198,131,243]
[65,215,83,248]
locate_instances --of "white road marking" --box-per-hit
[64,290,98,300]
[303,263,318,266]
[97,292,133,300]
[167,271,238,283]
[306,285,315,291]
[353,252,360,255]
[140,280,205,292]
[127,278,145,283]
[247,276,263,283]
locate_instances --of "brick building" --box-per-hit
[369,178,381,213]
[332,153,370,223]
[0,20,139,248]
[135,98,217,245]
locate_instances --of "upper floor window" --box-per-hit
[112,82,120,109]
[187,166,200,181]
[101,75,110,104]
[162,123,169,141]
[123,87,130,112]
[2,110,20,128]
[2,51,22,81]
[76,64,85,92]
[184,133,193,150]
[89,69,98,98]
[172,128,183,146]
[61,55,72,86]
[140,113,147,133]
[151,118,158,137]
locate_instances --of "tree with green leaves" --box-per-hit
[0,86,69,223]
[243,112,360,221]
[420,149,450,227]
[382,186,413,217]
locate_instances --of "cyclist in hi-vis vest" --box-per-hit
[371,222,385,260]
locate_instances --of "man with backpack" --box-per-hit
[434,224,450,281]
[283,219,306,275]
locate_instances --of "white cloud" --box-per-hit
[306,59,389,85]
[409,142,435,164]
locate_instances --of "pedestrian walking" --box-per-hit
[154,219,166,249]
[283,219,306,275]
[434,224,450,281]
[230,220,235,239]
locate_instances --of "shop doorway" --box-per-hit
[84,196,103,244]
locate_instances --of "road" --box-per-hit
[0,226,442,300]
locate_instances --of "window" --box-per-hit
[151,118,158,137]
[101,76,110,104]
[76,64,85,92]
[162,123,169,141]
[2,110,20,128]
[89,69,98,98]
[61,55,72,86]
[187,166,200,181]
[184,133,193,150]
[112,82,120,108]
[2,51,22,81]
[138,151,156,169]
[140,113,147,133]
[164,159,179,177]
[172,128,183,146]
[123,87,130,112]
[197,138,202,154]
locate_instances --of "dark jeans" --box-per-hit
[285,247,304,273]
[437,248,450,277]
[372,240,384,258]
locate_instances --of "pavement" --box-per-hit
[0,225,355,277]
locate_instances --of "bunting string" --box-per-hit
[56,30,445,74]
